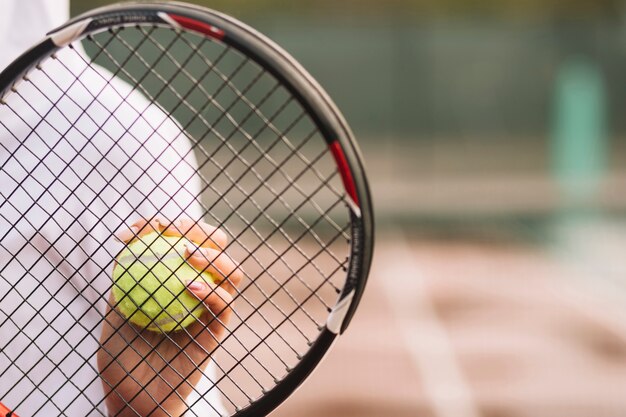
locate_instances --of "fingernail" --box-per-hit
[115,226,138,242]
[186,242,207,259]
[154,216,168,227]
[186,281,206,292]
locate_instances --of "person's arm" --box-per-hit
[97,217,241,417]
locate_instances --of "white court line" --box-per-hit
[376,233,481,417]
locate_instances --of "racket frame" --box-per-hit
[0,3,374,416]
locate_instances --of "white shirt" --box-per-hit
[0,1,224,415]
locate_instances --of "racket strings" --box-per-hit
[3,61,322,416]
[1,55,244,412]
[58,30,316,410]
[83,28,350,323]
[96,26,347,254]
[0,23,351,416]
[81,26,346,360]
[40,48,266,410]
[85,29,344,278]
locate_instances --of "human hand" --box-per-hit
[97,217,242,417]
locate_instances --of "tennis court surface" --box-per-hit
[272,221,626,417]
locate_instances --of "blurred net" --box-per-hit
[0,24,351,416]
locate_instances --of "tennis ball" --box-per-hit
[112,231,216,332]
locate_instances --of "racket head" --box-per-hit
[0,2,374,416]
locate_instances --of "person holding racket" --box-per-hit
[0,1,237,416]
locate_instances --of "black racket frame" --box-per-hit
[0,3,374,416]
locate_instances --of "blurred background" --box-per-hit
[74,1,626,416]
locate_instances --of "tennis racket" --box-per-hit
[0,2,373,416]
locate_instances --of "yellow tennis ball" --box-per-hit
[112,231,216,332]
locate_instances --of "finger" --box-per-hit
[184,243,242,296]
[185,281,233,347]
[115,216,163,243]
[161,217,227,250]
[114,225,139,244]
[133,216,165,237]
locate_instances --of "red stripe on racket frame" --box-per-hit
[168,14,225,39]
[329,141,360,210]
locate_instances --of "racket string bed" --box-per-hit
[6,31,342,406]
